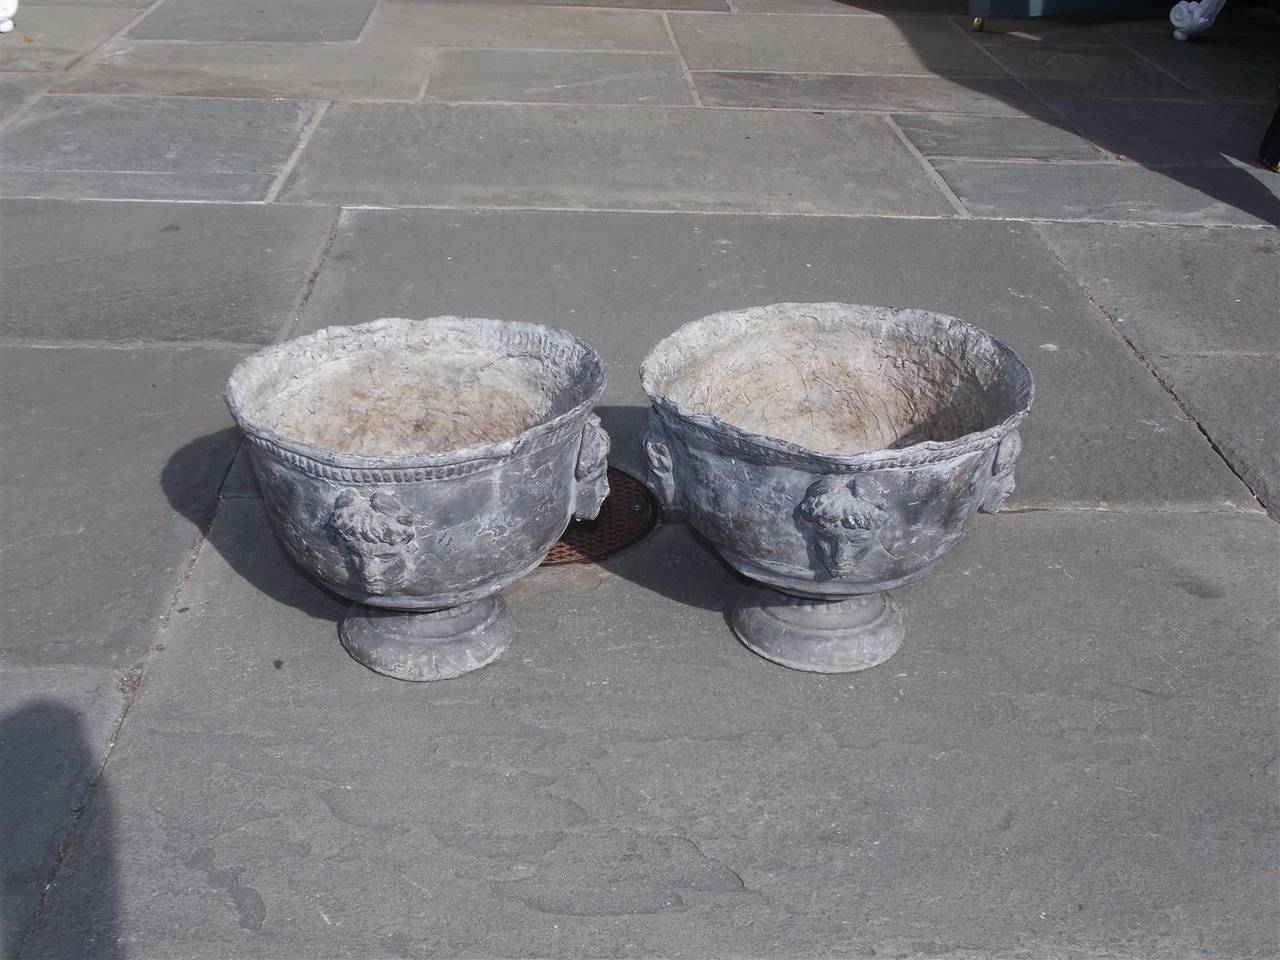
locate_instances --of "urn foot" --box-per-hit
[731,586,903,674]
[339,595,514,681]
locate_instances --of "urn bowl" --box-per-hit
[640,303,1033,672]
[225,317,609,680]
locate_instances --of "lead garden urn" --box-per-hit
[225,317,609,681]
[640,303,1033,674]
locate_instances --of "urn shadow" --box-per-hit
[161,429,344,624]
[0,700,122,960]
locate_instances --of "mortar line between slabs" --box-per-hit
[661,11,703,107]
[882,113,969,217]
[1029,220,1274,517]
[2,195,1275,230]
[273,207,342,343]
[12,444,241,958]
[0,0,168,133]
[351,0,383,45]
[0,336,263,352]
[944,17,1132,164]
[264,100,330,204]
[1106,28,1205,96]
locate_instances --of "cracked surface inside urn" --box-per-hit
[648,304,1023,456]
[232,319,597,456]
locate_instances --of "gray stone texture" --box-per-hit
[1,95,320,201]
[734,0,961,10]
[279,103,954,215]
[892,112,1105,160]
[418,0,729,8]
[20,502,1279,959]
[933,160,1280,226]
[0,199,337,343]
[979,42,1197,100]
[0,72,51,123]
[0,345,240,669]
[693,72,1045,116]
[295,209,1251,511]
[669,12,1000,75]
[424,50,692,105]
[1036,221,1278,512]
[1155,355,1278,513]
[0,6,135,71]
[362,1,672,50]
[1046,98,1276,168]
[1035,222,1279,358]
[127,0,377,42]
[0,667,128,955]
[54,40,433,100]
[1113,30,1280,101]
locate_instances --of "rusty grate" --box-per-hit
[542,467,657,565]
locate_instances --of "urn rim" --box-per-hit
[225,316,607,472]
[639,302,1034,469]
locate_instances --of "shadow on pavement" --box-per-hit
[840,0,1280,224]
[0,700,122,960]
[161,429,343,624]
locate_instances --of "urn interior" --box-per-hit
[230,319,603,458]
[644,306,1028,456]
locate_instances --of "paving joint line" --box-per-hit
[0,336,261,352]
[1107,27,1205,97]
[1029,221,1275,519]
[661,11,702,107]
[11,438,243,957]
[273,207,343,344]
[882,113,970,217]
[2,195,1275,230]
[264,99,330,204]
[944,17,1132,164]
[351,0,383,45]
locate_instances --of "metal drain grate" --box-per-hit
[542,467,657,565]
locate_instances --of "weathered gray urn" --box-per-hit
[225,317,609,681]
[640,303,1033,673]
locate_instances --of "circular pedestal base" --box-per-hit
[339,595,513,682]
[731,586,903,674]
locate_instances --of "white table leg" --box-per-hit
[0,0,17,33]
[1170,0,1227,39]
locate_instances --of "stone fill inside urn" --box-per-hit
[646,304,1025,456]
[232,318,595,457]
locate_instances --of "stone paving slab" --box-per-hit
[1154,355,1279,513]
[733,0,960,12]
[0,6,135,72]
[420,0,729,8]
[295,208,1250,511]
[0,200,336,344]
[1113,30,1280,101]
[362,1,672,50]
[692,72,1045,116]
[933,159,1280,226]
[669,12,1000,75]
[1,666,128,956]
[978,42,1196,100]
[424,50,691,105]
[1034,222,1279,357]
[54,40,432,100]
[0,346,241,671]
[1046,98,1275,169]
[892,112,1105,160]
[1,95,320,201]
[0,72,52,122]
[21,501,1279,958]
[280,103,954,215]
[127,0,377,42]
